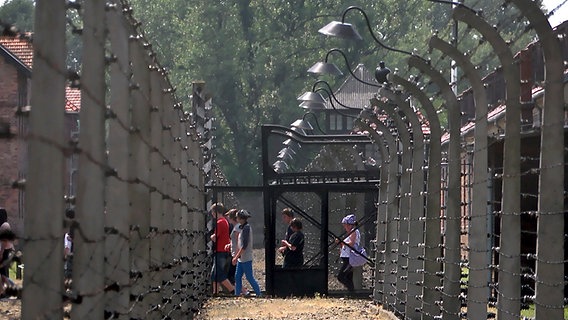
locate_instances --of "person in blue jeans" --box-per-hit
[231,209,262,297]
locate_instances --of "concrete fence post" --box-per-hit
[452,7,522,319]
[72,0,107,318]
[428,35,491,320]
[21,1,67,318]
[392,74,443,320]
[408,56,462,320]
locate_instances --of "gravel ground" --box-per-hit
[194,296,396,320]
[0,250,398,319]
[195,249,397,320]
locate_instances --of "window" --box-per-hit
[329,114,343,131]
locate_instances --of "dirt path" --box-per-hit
[195,296,396,320]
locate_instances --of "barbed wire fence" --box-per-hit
[353,0,567,319]
[1,0,566,319]
[0,0,212,319]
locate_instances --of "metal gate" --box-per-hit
[261,124,380,297]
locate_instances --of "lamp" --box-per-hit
[299,86,361,119]
[298,80,361,111]
[273,160,289,173]
[291,118,314,131]
[318,20,363,40]
[308,48,380,87]
[318,6,415,57]
[283,138,301,151]
[297,91,327,105]
[277,147,295,160]
[292,112,326,134]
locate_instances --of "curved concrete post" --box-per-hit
[453,7,521,319]
[429,34,490,320]
[379,88,426,319]
[356,115,394,303]
[370,97,412,314]
[392,74,443,319]
[359,112,400,307]
[509,1,565,319]
[408,56,461,320]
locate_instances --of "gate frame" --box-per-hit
[261,124,380,297]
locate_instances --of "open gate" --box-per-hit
[262,124,381,297]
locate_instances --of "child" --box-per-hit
[231,209,262,297]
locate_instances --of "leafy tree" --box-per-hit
[0,0,34,33]
[129,0,538,185]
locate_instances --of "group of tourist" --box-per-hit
[210,202,363,296]
[209,203,262,297]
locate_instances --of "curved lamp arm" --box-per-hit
[302,111,326,135]
[311,81,360,110]
[324,48,380,87]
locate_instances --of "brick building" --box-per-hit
[0,35,80,235]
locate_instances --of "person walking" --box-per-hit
[209,203,235,295]
[335,213,360,292]
[224,208,249,295]
[231,209,262,297]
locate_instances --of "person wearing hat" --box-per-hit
[334,213,360,292]
[231,209,262,297]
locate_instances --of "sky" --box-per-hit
[0,0,565,27]
[543,0,568,27]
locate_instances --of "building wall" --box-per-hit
[0,57,25,235]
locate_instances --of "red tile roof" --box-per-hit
[0,35,81,112]
[0,35,33,68]
[65,87,81,112]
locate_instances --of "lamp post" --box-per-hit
[308,48,380,88]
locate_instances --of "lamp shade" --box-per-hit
[290,126,306,135]
[273,160,288,172]
[291,118,314,131]
[283,138,301,150]
[307,62,344,76]
[277,147,295,160]
[318,21,363,40]
[299,101,326,110]
[297,91,326,104]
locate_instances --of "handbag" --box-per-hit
[349,244,368,267]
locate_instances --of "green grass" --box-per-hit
[520,304,568,319]
[8,262,21,280]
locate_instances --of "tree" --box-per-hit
[0,0,34,33]
[129,0,537,185]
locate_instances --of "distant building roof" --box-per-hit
[0,35,33,68]
[0,34,80,112]
[65,87,81,112]
[324,64,378,110]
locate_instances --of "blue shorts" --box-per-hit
[211,252,230,282]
